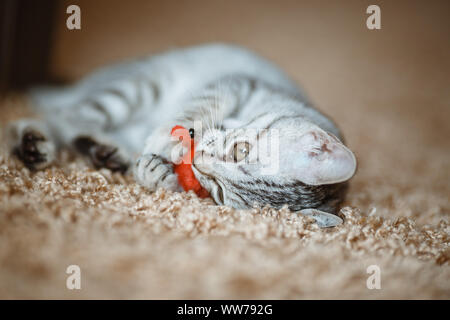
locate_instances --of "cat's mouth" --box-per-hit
[191,164,225,205]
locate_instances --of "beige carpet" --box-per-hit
[0,93,448,299]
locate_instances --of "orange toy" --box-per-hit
[171,125,210,198]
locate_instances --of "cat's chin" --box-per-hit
[191,165,225,205]
[209,183,225,206]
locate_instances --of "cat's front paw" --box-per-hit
[134,153,181,192]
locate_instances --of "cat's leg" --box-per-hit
[44,76,161,172]
[63,126,132,173]
[6,119,56,170]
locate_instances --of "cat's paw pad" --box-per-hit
[15,129,55,170]
[74,136,129,173]
[134,153,181,192]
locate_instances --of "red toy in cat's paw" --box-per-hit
[171,125,210,198]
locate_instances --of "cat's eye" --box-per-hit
[232,142,251,162]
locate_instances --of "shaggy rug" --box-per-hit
[0,94,448,299]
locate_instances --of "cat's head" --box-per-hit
[191,114,356,212]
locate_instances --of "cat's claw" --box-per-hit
[74,136,129,173]
[299,208,343,228]
[14,129,55,170]
[134,153,182,192]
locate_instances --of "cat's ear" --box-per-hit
[279,130,356,185]
[299,209,343,227]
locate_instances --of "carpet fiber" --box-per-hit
[0,93,448,299]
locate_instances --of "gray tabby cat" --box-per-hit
[7,44,356,227]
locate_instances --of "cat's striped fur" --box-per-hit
[7,44,356,227]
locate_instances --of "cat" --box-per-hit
[7,43,356,227]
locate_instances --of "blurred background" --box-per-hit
[2,0,449,95]
[0,0,449,220]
